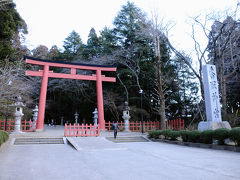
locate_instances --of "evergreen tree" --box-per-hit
[168,57,199,120]
[99,27,118,55]
[62,30,83,61]
[113,1,148,49]
[111,2,155,121]
[85,28,101,59]
[0,0,27,60]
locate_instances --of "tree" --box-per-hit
[113,1,148,49]
[112,1,152,91]
[0,58,36,116]
[32,45,49,59]
[0,0,12,10]
[208,16,240,115]
[48,45,60,60]
[0,0,27,60]
[152,31,167,129]
[62,30,83,60]
[99,27,118,55]
[85,28,101,59]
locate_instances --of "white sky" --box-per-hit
[14,0,239,54]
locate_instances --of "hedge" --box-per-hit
[161,129,172,139]
[148,130,162,139]
[200,130,213,144]
[180,130,190,142]
[148,127,240,146]
[213,128,230,145]
[0,130,9,146]
[167,131,180,141]
[188,130,201,143]
[229,127,240,146]
[148,130,181,140]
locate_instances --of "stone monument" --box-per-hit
[11,96,25,133]
[198,65,231,131]
[122,101,131,132]
[93,108,98,126]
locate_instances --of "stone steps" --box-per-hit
[14,138,64,145]
[106,136,150,143]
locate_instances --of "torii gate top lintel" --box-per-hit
[25,56,117,131]
[24,56,117,71]
[25,56,117,82]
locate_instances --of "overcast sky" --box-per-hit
[14,0,239,54]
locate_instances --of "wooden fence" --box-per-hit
[105,119,184,132]
[105,121,161,132]
[64,123,100,137]
[0,119,36,132]
[167,118,185,130]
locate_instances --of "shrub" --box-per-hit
[161,129,172,139]
[180,130,191,142]
[213,128,230,145]
[229,127,240,146]
[188,130,201,143]
[168,131,180,141]
[0,130,9,146]
[148,130,162,139]
[200,130,213,144]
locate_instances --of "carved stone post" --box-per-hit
[198,65,231,131]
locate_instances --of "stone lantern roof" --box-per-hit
[10,96,26,107]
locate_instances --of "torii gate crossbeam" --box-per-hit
[25,56,117,131]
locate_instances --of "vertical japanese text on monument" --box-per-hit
[209,66,221,121]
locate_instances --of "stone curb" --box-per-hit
[150,138,240,152]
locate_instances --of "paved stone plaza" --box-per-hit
[0,126,240,180]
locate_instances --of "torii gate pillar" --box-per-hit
[36,65,49,131]
[96,69,105,130]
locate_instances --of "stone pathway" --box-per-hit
[66,137,127,151]
[0,125,240,180]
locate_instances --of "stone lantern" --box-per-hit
[11,96,25,133]
[32,105,38,128]
[122,101,130,132]
[92,108,98,126]
[60,116,64,126]
[74,112,79,124]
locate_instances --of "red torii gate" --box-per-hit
[25,56,117,131]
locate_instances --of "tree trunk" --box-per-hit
[155,36,166,129]
[222,77,227,115]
